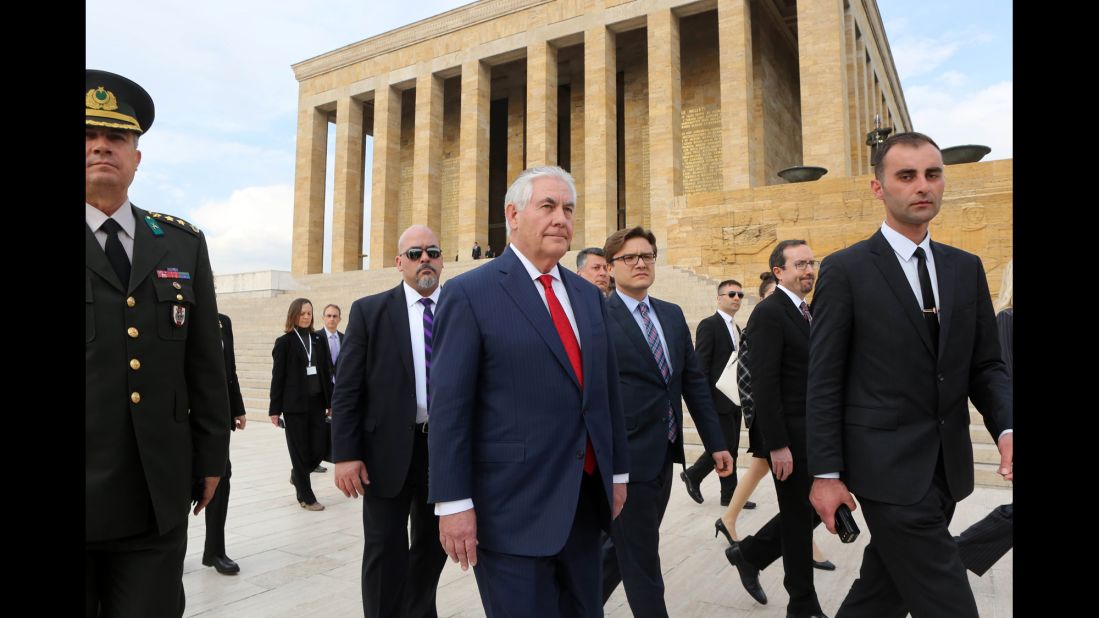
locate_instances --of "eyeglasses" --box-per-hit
[610,253,657,266]
[785,259,819,272]
[401,246,443,260]
[723,291,745,298]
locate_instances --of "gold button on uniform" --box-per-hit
[176,294,183,301]
[129,359,141,370]
[127,327,139,338]
[126,297,136,307]
[130,392,141,404]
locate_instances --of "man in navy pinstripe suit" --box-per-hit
[428,166,630,617]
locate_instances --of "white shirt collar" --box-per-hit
[324,327,340,337]
[716,309,737,324]
[775,283,806,308]
[615,289,651,315]
[511,245,563,282]
[880,221,932,262]
[403,282,441,308]
[85,200,136,239]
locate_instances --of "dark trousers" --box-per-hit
[285,406,327,504]
[473,472,604,617]
[361,430,447,618]
[204,455,231,559]
[956,503,1013,576]
[601,447,674,618]
[684,410,741,501]
[85,519,188,618]
[837,467,978,618]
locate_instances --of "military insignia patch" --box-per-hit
[156,268,192,280]
[86,87,119,111]
[144,216,164,236]
[173,304,187,327]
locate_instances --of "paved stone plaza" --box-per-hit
[181,420,1012,617]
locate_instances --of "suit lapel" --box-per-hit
[931,241,955,359]
[608,293,665,380]
[869,231,935,357]
[496,249,581,389]
[128,204,168,295]
[778,292,811,339]
[86,223,124,292]
[385,284,416,386]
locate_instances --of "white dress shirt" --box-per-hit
[403,283,441,424]
[86,201,136,261]
[716,308,740,350]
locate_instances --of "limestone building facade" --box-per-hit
[290,0,1012,290]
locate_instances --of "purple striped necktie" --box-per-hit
[420,298,434,412]
[637,301,677,443]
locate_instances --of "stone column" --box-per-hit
[647,8,683,232]
[332,96,365,272]
[292,105,328,275]
[412,69,444,234]
[584,25,617,246]
[718,0,760,189]
[797,0,850,175]
[458,59,490,261]
[370,82,402,267]
[507,77,526,185]
[526,40,558,168]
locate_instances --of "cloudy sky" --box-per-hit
[87,0,1012,275]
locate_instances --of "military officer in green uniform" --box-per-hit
[85,69,230,618]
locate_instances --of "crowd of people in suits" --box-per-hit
[86,66,1011,618]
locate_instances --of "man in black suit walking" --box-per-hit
[807,132,1013,617]
[725,240,827,618]
[202,313,249,575]
[331,224,448,617]
[601,226,733,617]
[681,279,754,507]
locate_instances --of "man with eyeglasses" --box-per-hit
[601,226,733,617]
[726,239,828,618]
[330,224,448,617]
[806,132,1012,617]
[680,279,755,508]
[576,247,612,297]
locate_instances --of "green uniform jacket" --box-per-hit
[86,204,230,541]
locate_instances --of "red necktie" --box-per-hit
[537,275,595,474]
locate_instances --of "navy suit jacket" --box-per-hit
[605,292,727,482]
[807,230,1012,505]
[428,246,629,556]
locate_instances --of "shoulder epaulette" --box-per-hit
[147,211,201,236]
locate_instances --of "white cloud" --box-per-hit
[906,81,1012,160]
[189,184,295,274]
[890,37,962,80]
[939,70,967,88]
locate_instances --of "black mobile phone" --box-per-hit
[835,504,860,544]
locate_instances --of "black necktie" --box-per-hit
[913,247,939,353]
[100,218,131,287]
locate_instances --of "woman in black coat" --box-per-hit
[269,298,332,510]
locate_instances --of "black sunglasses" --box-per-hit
[723,291,745,298]
[401,246,443,260]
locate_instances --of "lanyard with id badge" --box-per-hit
[295,330,323,397]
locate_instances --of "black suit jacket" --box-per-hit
[269,328,333,415]
[745,290,811,458]
[695,312,742,418]
[606,292,727,482]
[807,230,1012,505]
[330,284,423,498]
[219,314,247,427]
[86,204,229,541]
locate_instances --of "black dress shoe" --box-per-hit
[744,500,757,510]
[812,559,836,571]
[714,518,735,546]
[679,471,704,504]
[202,554,240,575]
[313,464,327,473]
[720,496,732,507]
[725,543,767,605]
[787,613,829,618]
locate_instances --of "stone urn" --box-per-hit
[941,145,991,165]
[777,166,828,183]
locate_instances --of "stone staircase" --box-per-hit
[216,251,1007,488]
